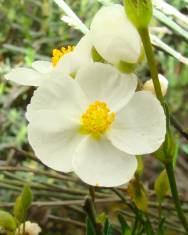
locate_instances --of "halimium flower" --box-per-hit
[143,74,168,96]
[26,63,166,187]
[90,4,142,66]
[17,221,41,235]
[5,33,93,86]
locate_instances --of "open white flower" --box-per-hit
[143,74,168,96]
[26,63,166,187]
[90,4,142,65]
[5,33,93,87]
[17,221,41,235]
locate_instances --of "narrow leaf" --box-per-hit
[118,214,132,235]
[86,217,96,235]
[104,218,114,235]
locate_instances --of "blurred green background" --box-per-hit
[0,0,188,234]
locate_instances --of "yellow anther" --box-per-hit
[81,101,115,134]
[51,46,75,67]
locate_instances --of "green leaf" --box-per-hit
[118,214,132,235]
[13,196,26,223]
[128,179,148,213]
[154,9,188,41]
[13,185,33,223]
[104,218,114,235]
[144,219,155,235]
[154,170,170,203]
[157,218,165,235]
[0,211,16,232]
[21,185,33,209]
[86,217,96,235]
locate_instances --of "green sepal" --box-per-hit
[0,210,17,232]
[92,47,105,63]
[124,0,153,29]
[117,60,137,74]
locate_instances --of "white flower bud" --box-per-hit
[90,4,142,66]
[143,74,168,96]
[17,221,41,235]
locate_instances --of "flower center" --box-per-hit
[51,46,75,67]
[81,101,115,134]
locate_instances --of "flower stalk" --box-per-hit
[138,27,163,105]
[138,26,188,235]
[124,1,188,232]
[83,197,103,235]
[165,162,188,234]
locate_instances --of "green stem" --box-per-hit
[138,27,164,105]
[165,162,188,234]
[84,197,103,235]
[138,26,188,234]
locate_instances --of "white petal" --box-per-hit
[90,4,141,64]
[76,63,137,112]
[5,68,42,86]
[74,33,93,63]
[55,52,84,76]
[107,91,166,155]
[28,111,83,172]
[73,137,137,187]
[55,34,93,76]
[26,76,88,122]
[32,60,52,73]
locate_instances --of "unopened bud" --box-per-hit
[17,221,41,235]
[143,74,168,96]
[124,0,153,29]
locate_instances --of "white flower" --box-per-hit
[55,32,93,75]
[17,221,41,235]
[90,4,142,65]
[143,74,168,96]
[26,63,166,187]
[5,33,93,87]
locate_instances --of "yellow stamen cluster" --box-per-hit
[51,46,75,66]
[81,101,115,134]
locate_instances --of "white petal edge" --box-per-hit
[107,91,166,155]
[5,68,42,86]
[28,111,84,172]
[32,60,52,74]
[74,33,93,63]
[76,63,137,112]
[73,137,137,187]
